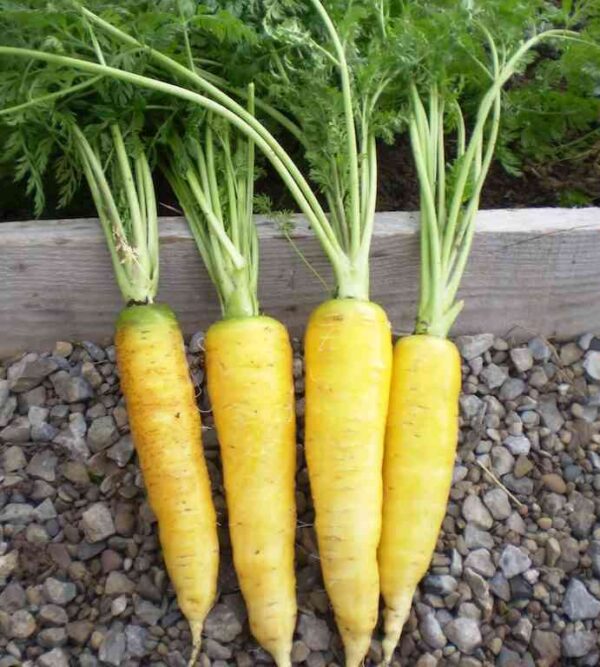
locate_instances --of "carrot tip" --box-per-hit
[342,633,371,667]
[381,594,414,666]
[187,620,203,667]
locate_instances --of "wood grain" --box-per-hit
[1,208,599,358]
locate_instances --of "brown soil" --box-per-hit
[1,137,597,223]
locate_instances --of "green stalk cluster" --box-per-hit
[412,28,579,338]
[75,124,159,304]
[164,103,259,319]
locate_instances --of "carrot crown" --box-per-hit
[163,90,259,320]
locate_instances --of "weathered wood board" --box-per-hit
[1,208,599,358]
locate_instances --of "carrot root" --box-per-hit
[305,299,392,665]
[115,304,219,664]
[378,335,461,664]
[381,591,413,666]
[206,316,297,665]
[187,621,203,667]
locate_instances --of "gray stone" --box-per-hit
[105,571,135,595]
[82,341,106,361]
[419,612,446,649]
[9,610,36,638]
[110,595,127,616]
[563,631,597,658]
[528,337,552,361]
[0,551,19,581]
[497,647,525,666]
[0,583,25,612]
[99,629,126,666]
[0,503,34,523]
[18,385,46,410]
[78,655,99,667]
[39,605,69,626]
[464,549,495,577]
[503,474,534,495]
[66,620,94,646]
[0,380,8,409]
[443,617,482,654]
[563,579,600,620]
[546,537,561,567]
[529,367,549,388]
[590,541,600,578]
[510,575,533,601]
[460,395,484,419]
[415,656,437,667]
[189,331,205,354]
[125,625,148,658]
[462,495,493,530]
[26,523,49,543]
[51,371,94,403]
[28,405,48,426]
[26,451,58,481]
[481,364,508,389]
[2,446,26,472]
[569,492,596,538]
[450,549,463,577]
[205,603,244,644]
[491,446,515,476]
[53,425,90,461]
[81,503,115,543]
[584,351,600,381]
[37,648,69,667]
[559,536,581,572]
[464,524,494,550]
[297,613,331,651]
[106,435,134,467]
[512,617,533,644]
[133,598,163,626]
[0,417,30,443]
[499,545,531,578]
[38,627,67,648]
[0,396,17,428]
[510,347,533,372]
[531,630,561,661]
[87,416,119,452]
[32,422,59,442]
[503,435,531,456]
[34,498,57,522]
[561,342,583,365]
[422,574,457,596]
[483,488,511,520]
[500,377,527,400]
[8,354,58,393]
[490,573,511,602]
[538,396,564,433]
[43,578,77,605]
[456,334,494,360]
[464,568,491,608]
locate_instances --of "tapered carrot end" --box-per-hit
[342,632,371,667]
[273,652,292,667]
[187,620,203,667]
[381,593,413,666]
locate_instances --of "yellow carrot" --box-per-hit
[305,298,392,667]
[164,96,297,666]
[378,39,535,660]
[116,304,219,664]
[206,316,297,667]
[378,335,460,663]
[54,122,219,666]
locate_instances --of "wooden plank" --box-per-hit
[1,208,599,358]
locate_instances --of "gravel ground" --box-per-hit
[2,331,600,666]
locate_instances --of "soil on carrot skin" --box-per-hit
[1,136,598,222]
